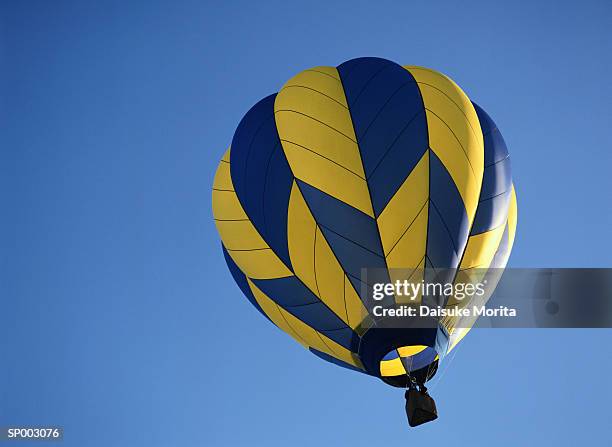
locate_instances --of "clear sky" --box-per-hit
[2,1,612,446]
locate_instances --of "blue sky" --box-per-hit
[2,1,612,446]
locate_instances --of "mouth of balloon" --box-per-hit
[379,345,439,377]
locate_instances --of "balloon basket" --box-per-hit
[405,389,438,427]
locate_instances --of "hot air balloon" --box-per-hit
[212,57,517,426]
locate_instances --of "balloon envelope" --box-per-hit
[212,57,517,385]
